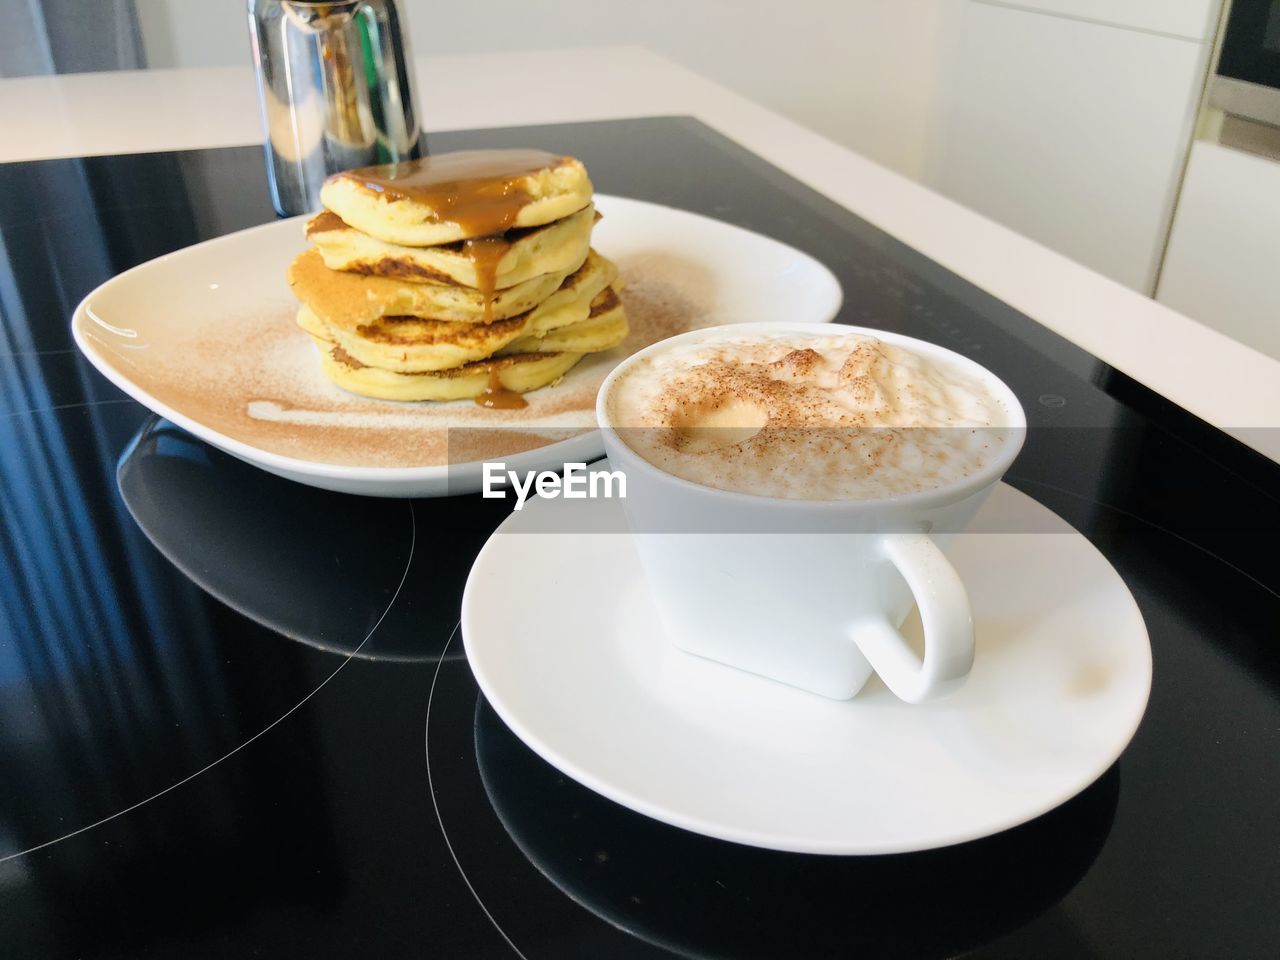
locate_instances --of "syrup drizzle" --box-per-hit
[337,149,572,410]
[342,149,563,237]
[340,149,564,325]
[463,235,510,324]
[475,364,527,410]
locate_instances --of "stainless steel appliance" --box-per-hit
[247,0,422,216]
[1211,0,1280,127]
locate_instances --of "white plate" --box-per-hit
[71,196,841,497]
[462,477,1152,854]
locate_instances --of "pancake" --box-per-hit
[295,253,618,372]
[306,203,597,289]
[296,303,527,374]
[309,338,584,402]
[499,286,628,356]
[319,150,593,246]
[287,245,600,327]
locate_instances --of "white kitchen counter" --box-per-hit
[5,45,1277,459]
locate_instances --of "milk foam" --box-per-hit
[606,330,1014,500]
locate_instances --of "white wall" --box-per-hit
[134,0,947,181]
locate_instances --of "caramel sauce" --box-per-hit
[463,235,510,323]
[337,149,565,323]
[475,364,527,410]
[341,149,565,237]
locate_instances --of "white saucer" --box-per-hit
[461,478,1152,855]
[71,196,840,498]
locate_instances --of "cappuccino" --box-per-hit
[604,329,1014,500]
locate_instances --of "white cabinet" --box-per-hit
[1157,141,1280,360]
[930,1,1215,292]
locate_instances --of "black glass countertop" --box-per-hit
[1,117,1277,959]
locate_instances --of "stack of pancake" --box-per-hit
[287,149,627,406]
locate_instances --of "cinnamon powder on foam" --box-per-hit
[607,333,1012,500]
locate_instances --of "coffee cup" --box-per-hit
[596,322,1026,702]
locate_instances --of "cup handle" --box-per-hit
[850,533,975,703]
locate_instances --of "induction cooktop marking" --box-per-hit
[2,398,136,421]
[0,500,418,866]
[1013,475,1279,599]
[0,347,77,359]
[425,624,530,960]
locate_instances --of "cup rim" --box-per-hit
[595,322,1027,511]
